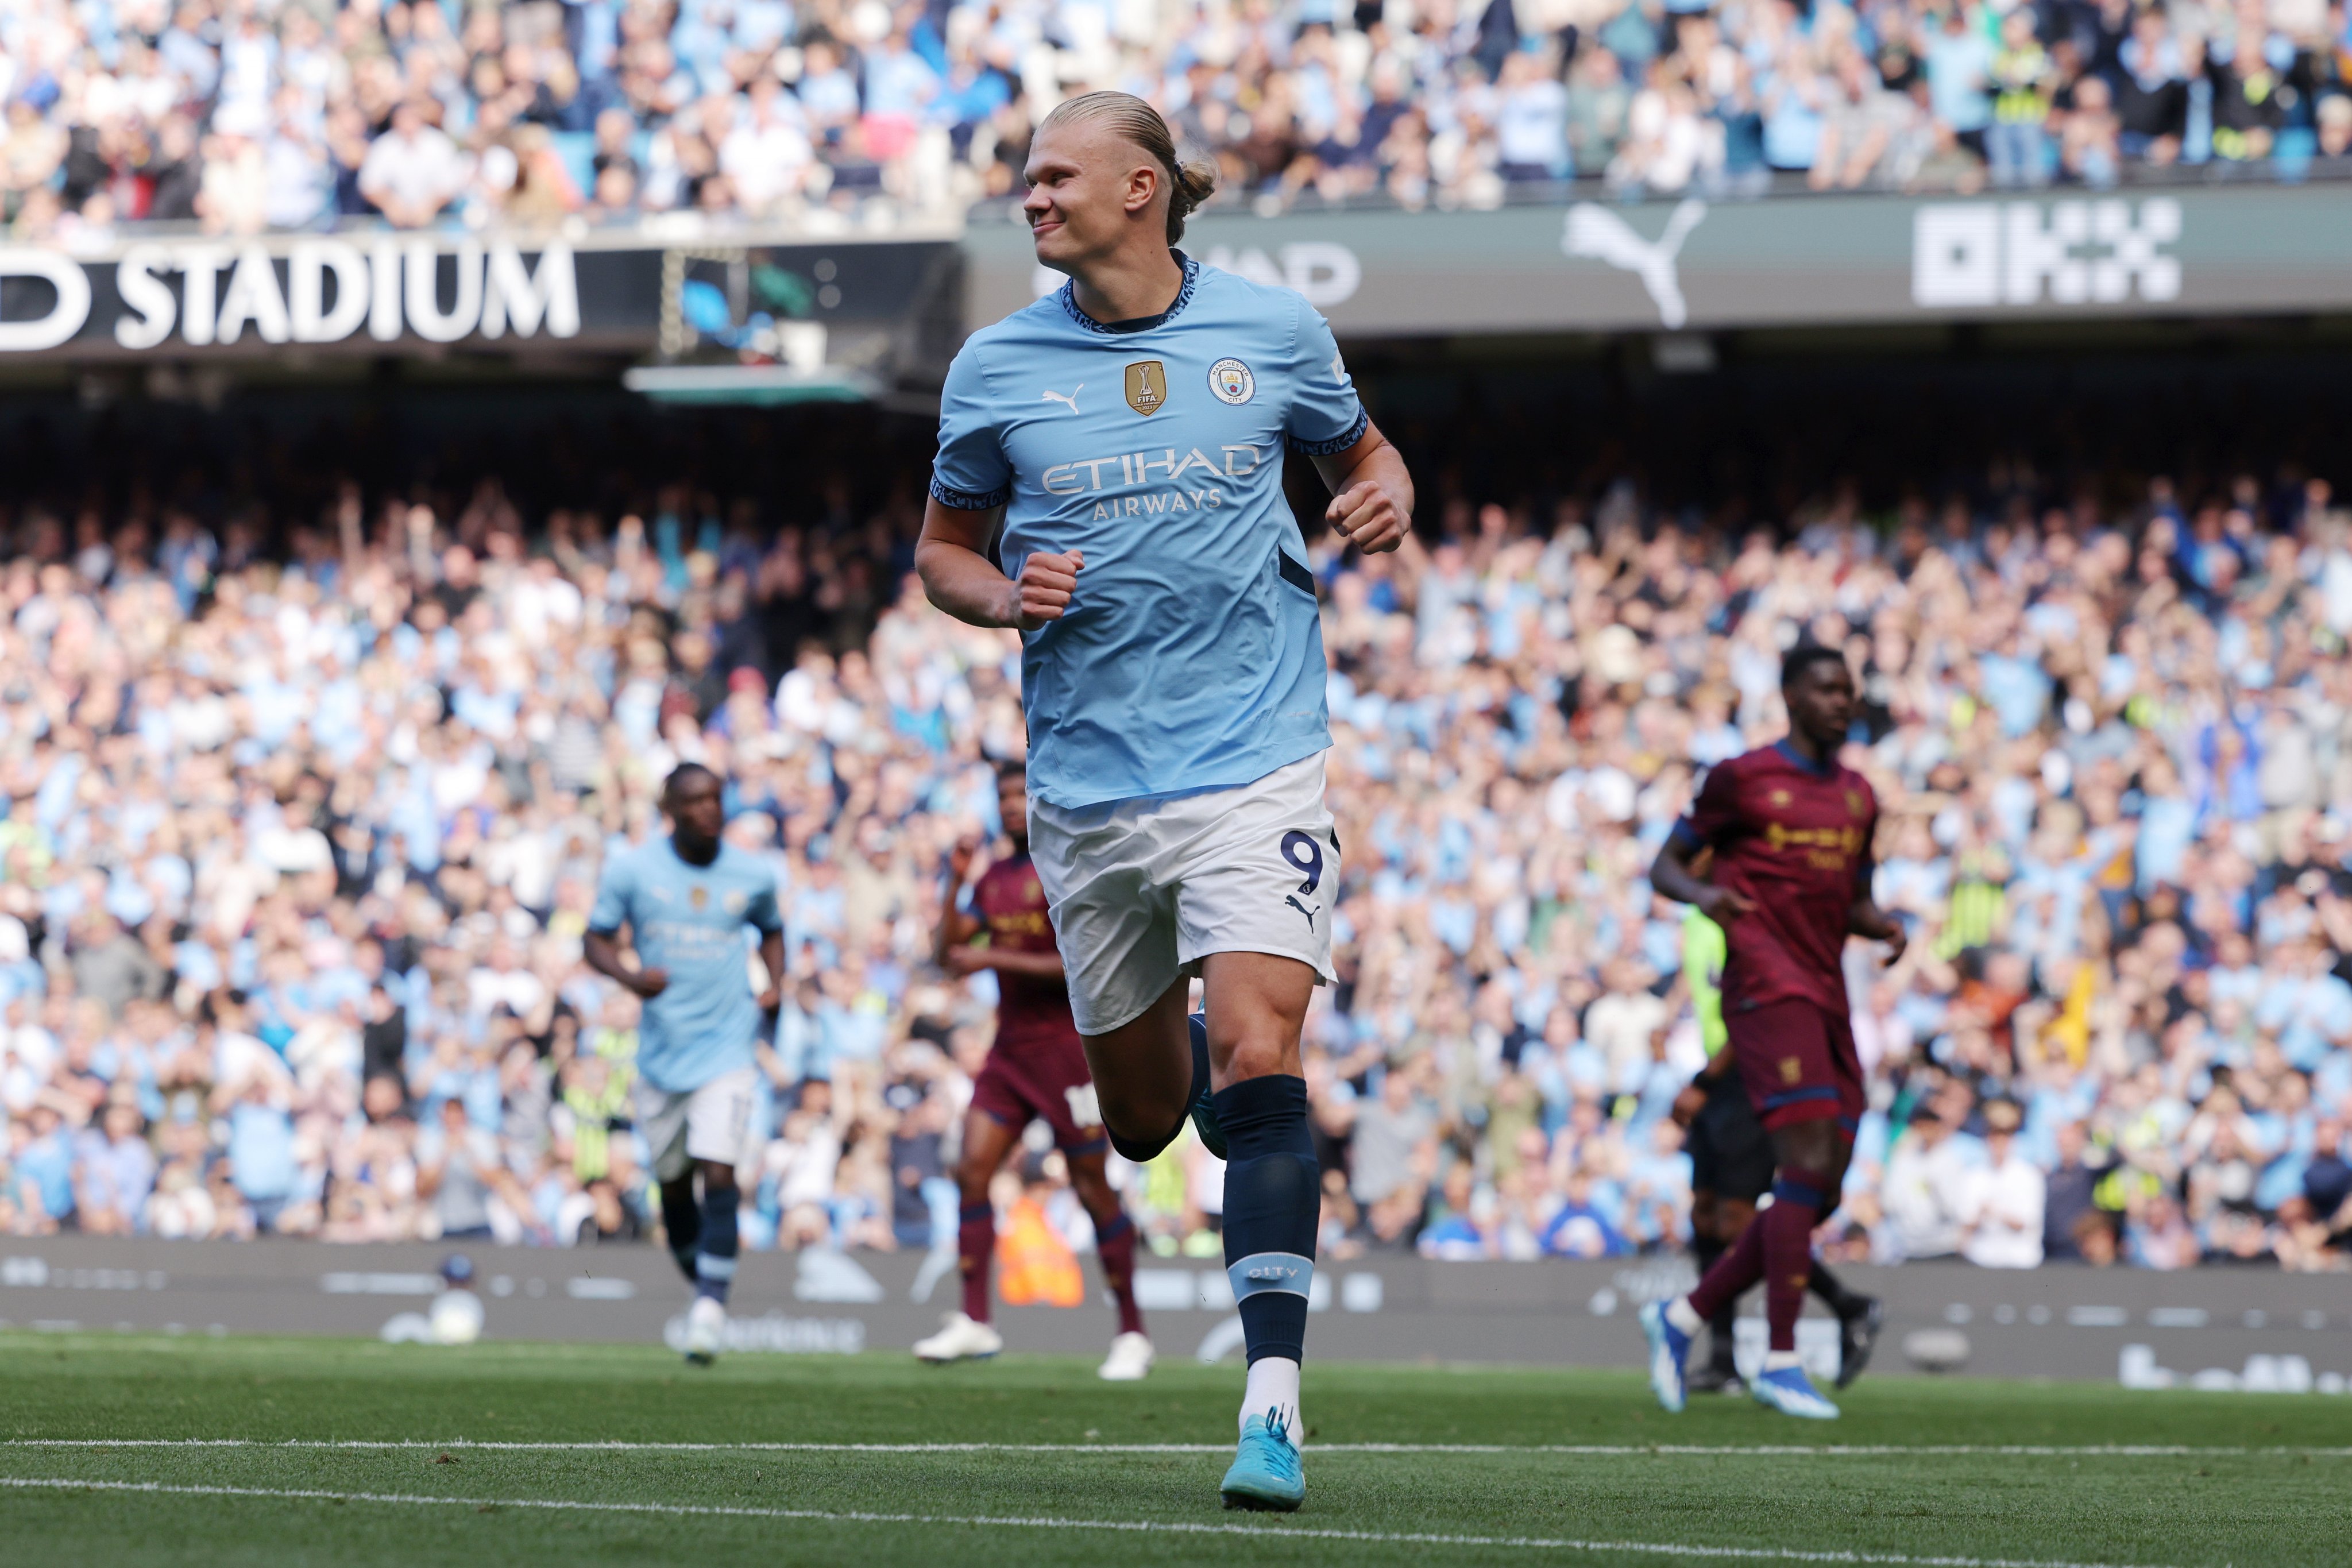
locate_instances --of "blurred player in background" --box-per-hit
[916,756,1155,1381]
[584,763,784,1365]
[916,90,1412,1509]
[1642,646,1906,1420]
[1674,903,1881,1395]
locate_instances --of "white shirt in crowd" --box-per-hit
[1960,1140,2047,1269]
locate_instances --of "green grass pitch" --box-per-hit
[2,1332,2347,1566]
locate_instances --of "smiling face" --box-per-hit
[1021,116,1162,277]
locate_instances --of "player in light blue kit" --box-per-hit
[916,91,1415,1512]
[584,763,784,1365]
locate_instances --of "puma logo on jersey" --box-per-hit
[1040,385,1083,414]
[1284,894,1319,931]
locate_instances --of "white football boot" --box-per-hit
[1097,1331,1155,1381]
[683,1295,727,1366]
[913,1311,1003,1362]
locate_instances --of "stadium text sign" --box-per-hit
[0,238,584,355]
[965,185,2352,337]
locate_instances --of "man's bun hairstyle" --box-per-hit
[1040,90,1218,243]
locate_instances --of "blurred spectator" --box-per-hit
[1960,1100,2045,1266]
[359,101,471,228]
[0,0,2342,238]
[0,403,2345,1282]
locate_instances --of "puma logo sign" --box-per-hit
[1040,385,1083,415]
[1284,895,1318,931]
[1562,199,1707,328]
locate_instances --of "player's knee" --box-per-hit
[1204,1019,1293,1086]
[1095,1084,1183,1147]
[1774,1119,1836,1174]
[1071,1170,1118,1216]
[1717,1199,1757,1239]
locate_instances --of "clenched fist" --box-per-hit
[1007,549,1083,629]
[1327,480,1408,554]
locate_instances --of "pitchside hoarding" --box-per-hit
[5,1237,2349,1391]
[964,184,2352,338]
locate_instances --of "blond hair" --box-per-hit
[1038,91,1218,244]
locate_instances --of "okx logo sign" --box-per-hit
[1911,199,2181,308]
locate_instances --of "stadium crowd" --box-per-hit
[3,0,2351,243]
[0,434,2349,1277]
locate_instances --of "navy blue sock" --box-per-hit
[1212,1073,1317,1364]
[660,1177,700,1281]
[1105,1015,1214,1164]
[695,1184,739,1304]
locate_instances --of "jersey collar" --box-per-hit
[1772,739,1836,778]
[1056,251,1200,336]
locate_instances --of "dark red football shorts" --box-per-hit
[1727,997,1864,1136]
[970,1032,1107,1154]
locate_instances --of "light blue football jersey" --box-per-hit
[588,837,782,1093]
[930,255,1368,810]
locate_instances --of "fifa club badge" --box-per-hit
[689,885,709,910]
[1124,360,1168,416]
[1209,357,1256,404]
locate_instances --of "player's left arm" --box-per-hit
[1311,420,1415,557]
[1291,301,1414,558]
[1847,824,1908,962]
[948,946,1067,980]
[750,875,786,1011]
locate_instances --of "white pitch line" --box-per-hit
[6,1439,2350,1458]
[0,1474,2183,1568]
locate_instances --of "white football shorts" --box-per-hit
[1026,752,1341,1036]
[635,1064,758,1182]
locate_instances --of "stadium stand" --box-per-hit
[0,376,2346,1276]
[2,0,2350,244]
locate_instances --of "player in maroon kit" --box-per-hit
[914,757,1153,1380]
[1639,644,1907,1420]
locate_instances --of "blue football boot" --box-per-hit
[1751,1362,1841,1419]
[1221,1408,1304,1512]
[1639,1299,1693,1413]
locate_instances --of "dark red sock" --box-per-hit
[1096,1211,1144,1336]
[1763,1171,1829,1353]
[958,1199,994,1323]
[1686,1208,1766,1322]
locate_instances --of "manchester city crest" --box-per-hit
[1209,357,1256,404]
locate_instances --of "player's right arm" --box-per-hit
[914,340,1083,631]
[582,853,668,998]
[1648,761,1758,926]
[1648,829,1756,926]
[915,499,1080,631]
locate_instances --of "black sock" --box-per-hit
[695,1185,739,1304]
[1213,1074,1317,1365]
[1808,1260,1860,1318]
[661,1178,700,1280]
[1693,1232,1737,1371]
[1104,1015,1212,1164]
